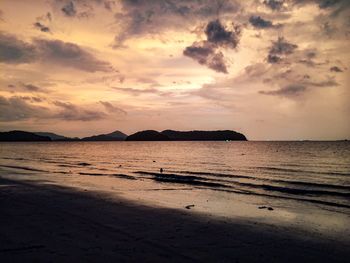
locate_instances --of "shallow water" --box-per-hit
[1,141,349,212]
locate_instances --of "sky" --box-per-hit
[0,0,349,140]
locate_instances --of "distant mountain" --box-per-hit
[161,130,247,141]
[126,130,170,141]
[104,130,127,140]
[0,129,247,142]
[0,131,51,141]
[82,130,127,141]
[34,132,70,141]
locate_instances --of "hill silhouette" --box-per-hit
[34,132,71,141]
[162,130,247,141]
[0,131,51,141]
[82,130,127,141]
[126,130,170,141]
[0,129,247,141]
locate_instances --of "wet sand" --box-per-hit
[0,176,349,262]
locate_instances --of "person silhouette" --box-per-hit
[160,168,163,173]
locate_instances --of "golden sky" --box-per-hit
[0,0,349,139]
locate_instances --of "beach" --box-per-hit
[0,141,349,262]
[0,172,349,262]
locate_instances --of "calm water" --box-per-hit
[1,141,349,211]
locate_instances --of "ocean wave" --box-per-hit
[235,182,350,198]
[134,170,350,199]
[134,171,228,188]
[172,170,350,191]
[0,165,46,172]
[1,157,27,161]
[254,166,350,176]
[77,162,92,166]
[78,172,135,180]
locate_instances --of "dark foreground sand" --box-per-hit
[0,177,349,262]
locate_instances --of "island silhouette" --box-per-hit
[0,129,247,141]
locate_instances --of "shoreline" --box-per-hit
[1,175,349,262]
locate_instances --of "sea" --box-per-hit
[0,141,349,213]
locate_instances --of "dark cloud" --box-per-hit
[61,1,77,17]
[249,16,274,29]
[263,0,285,10]
[184,41,214,63]
[205,19,241,48]
[267,54,282,63]
[330,66,343,72]
[183,42,228,73]
[296,0,349,10]
[262,0,350,18]
[34,22,51,33]
[54,0,115,18]
[0,32,113,72]
[183,19,241,73]
[0,32,36,64]
[113,0,241,47]
[259,84,307,97]
[100,101,127,115]
[267,37,298,64]
[270,37,298,55]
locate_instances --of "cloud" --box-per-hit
[263,0,286,10]
[249,16,274,29]
[0,92,128,123]
[303,0,350,11]
[34,39,114,72]
[3,83,48,94]
[33,22,51,33]
[0,32,36,64]
[267,0,350,15]
[0,96,50,121]
[183,19,241,73]
[0,32,114,72]
[19,96,44,103]
[112,87,173,97]
[113,0,241,47]
[259,84,307,97]
[305,78,339,87]
[267,37,298,64]
[0,96,108,122]
[205,19,241,48]
[52,100,107,121]
[22,83,46,93]
[100,101,127,115]
[183,41,228,73]
[54,0,115,18]
[61,1,77,17]
[135,77,160,87]
[330,66,343,72]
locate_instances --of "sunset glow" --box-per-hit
[0,0,349,139]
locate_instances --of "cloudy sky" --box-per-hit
[0,0,349,140]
